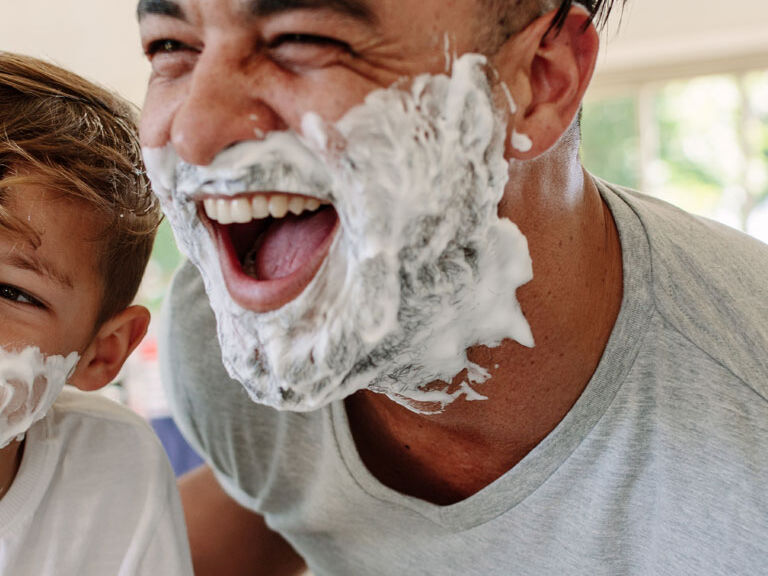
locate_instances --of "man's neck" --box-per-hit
[346,166,623,505]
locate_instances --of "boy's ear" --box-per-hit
[69,305,151,392]
[491,6,599,159]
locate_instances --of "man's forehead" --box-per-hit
[137,0,377,22]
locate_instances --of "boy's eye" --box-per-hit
[0,285,43,308]
[267,33,352,70]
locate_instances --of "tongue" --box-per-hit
[249,207,337,281]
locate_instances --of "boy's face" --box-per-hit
[0,183,103,357]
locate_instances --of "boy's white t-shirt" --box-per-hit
[0,388,193,576]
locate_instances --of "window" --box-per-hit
[582,68,768,243]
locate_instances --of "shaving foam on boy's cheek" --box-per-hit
[144,54,534,414]
[0,347,79,449]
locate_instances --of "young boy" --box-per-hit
[0,52,193,574]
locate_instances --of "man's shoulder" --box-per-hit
[165,258,216,335]
[606,183,768,399]
[160,260,281,432]
[161,262,311,509]
[615,185,768,262]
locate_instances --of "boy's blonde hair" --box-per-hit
[0,52,161,326]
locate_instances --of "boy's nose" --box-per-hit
[169,57,285,166]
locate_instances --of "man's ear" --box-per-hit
[68,305,151,392]
[491,6,599,159]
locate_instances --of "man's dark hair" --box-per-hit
[550,0,626,30]
[487,0,626,40]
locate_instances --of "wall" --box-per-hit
[1,0,149,106]
[592,0,768,95]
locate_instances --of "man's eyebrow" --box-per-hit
[137,0,185,21]
[4,250,74,291]
[247,0,376,23]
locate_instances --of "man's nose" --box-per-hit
[169,56,285,166]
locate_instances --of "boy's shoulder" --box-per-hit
[44,388,169,471]
[50,387,153,430]
[51,386,149,424]
[23,388,176,527]
[0,390,190,575]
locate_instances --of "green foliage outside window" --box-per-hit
[581,69,768,240]
[581,96,640,190]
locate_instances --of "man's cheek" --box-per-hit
[138,104,165,149]
[139,84,183,149]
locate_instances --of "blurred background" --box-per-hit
[2,0,767,474]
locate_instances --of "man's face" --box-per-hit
[139,0,534,412]
[139,0,489,155]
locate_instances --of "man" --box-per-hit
[137,0,768,574]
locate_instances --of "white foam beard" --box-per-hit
[0,347,79,449]
[144,54,534,413]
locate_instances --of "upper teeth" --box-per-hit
[203,194,324,225]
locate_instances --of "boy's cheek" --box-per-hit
[0,346,80,448]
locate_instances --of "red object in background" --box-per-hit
[140,336,158,362]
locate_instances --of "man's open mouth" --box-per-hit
[200,192,339,312]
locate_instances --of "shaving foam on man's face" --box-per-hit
[144,54,534,413]
[0,347,79,449]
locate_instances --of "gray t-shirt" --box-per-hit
[162,181,768,575]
